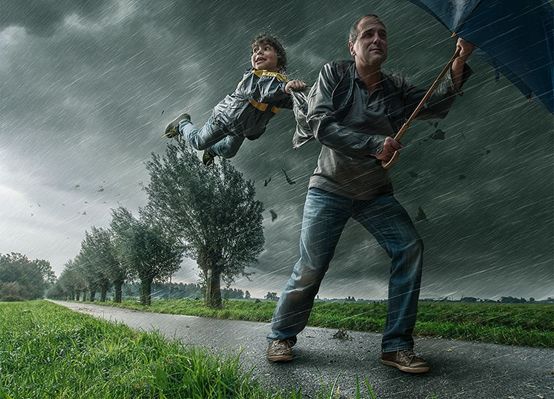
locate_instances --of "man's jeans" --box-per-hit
[179,115,244,158]
[268,187,424,353]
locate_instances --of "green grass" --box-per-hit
[0,301,383,399]
[89,298,554,348]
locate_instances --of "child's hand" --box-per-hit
[285,80,306,94]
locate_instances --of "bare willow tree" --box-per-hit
[145,141,264,308]
[110,207,183,306]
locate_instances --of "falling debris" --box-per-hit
[269,209,278,222]
[264,176,272,186]
[37,203,41,207]
[161,110,164,116]
[30,213,34,217]
[97,186,104,192]
[74,184,80,189]
[281,168,296,185]
[84,201,88,204]
[430,129,446,140]
[332,328,352,340]
[459,174,466,180]
[82,211,87,215]
[415,206,427,222]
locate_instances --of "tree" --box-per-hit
[145,141,264,308]
[245,290,251,300]
[49,259,87,300]
[265,292,278,301]
[0,252,53,300]
[111,207,183,305]
[77,227,115,302]
[80,226,128,303]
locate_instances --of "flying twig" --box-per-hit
[281,168,296,185]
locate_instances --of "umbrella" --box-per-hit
[383,0,553,169]
[407,0,553,113]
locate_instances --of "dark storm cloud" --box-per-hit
[0,0,111,36]
[1,0,552,300]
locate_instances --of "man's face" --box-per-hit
[251,42,279,71]
[349,17,388,67]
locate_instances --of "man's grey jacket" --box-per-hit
[292,60,471,199]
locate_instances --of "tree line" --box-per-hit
[0,253,55,301]
[45,141,264,307]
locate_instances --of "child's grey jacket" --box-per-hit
[212,69,293,140]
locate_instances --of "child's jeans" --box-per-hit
[179,115,244,158]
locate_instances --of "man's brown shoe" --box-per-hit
[381,350,430,374]
[267,339,294,362]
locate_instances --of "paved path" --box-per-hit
[52,301,554,399]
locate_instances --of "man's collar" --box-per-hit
[354,68,384,91]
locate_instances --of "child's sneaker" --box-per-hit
[164,113,191,138]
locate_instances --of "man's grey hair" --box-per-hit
[348,14,386,43]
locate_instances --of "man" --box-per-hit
[266,14,473,374]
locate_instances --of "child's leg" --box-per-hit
[179,114,228,151]
[209,135,245,158]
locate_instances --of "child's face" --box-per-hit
[251,42,279,71]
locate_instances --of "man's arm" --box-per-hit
[403,38,473,120]
[451,38,474,91]
[306,62,387,159]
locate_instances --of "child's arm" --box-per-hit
[285,80,307,94]
[249,72,306,109]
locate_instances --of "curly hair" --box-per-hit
[251,33,287,72]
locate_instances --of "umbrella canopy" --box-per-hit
[407,0,554,113]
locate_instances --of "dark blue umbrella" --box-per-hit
[406,0,554,114]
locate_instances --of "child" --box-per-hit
[165,33,306,165]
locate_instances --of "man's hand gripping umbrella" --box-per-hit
[381,37,473,169]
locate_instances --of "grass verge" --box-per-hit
[0,300,384,399]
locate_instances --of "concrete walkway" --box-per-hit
[52,300,554,399]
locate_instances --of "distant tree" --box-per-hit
[265,292,278,301]
[145,141,264,308]
[461,296,478,303]
[52,259,87,300]
[111,207,183,305]
[80,225,129,303]
[0,282,25,301]
[0,252,53,300]
[77,227,115,302]
[245,290,251,300]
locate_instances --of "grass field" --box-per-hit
[89,298,554,348]
[0,301,384,399]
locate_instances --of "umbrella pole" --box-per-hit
[382,46,461,169]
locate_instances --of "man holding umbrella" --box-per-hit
[266,14,474,373]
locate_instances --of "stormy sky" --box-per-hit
[1,0,552,300]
